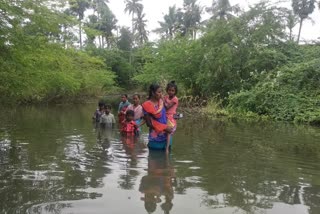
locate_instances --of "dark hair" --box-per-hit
[145,201,156,213]
[121,94,128,98]
[133,93,140,99]
[126,109,135,117]
[98,100,105,107]
[148,83,161,100]
[166,81,178,95]
[161,200,173,214]
[105,104,111,109]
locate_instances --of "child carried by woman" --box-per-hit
[163,81,179,153]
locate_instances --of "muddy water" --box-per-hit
[1,104,320,214]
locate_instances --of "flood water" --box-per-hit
[1,104,320,214]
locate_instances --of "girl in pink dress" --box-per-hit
[126,94,144,134]
[163,81,179,153]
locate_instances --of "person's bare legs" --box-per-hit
[166,134,171,153]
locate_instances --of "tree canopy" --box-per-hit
[0,0,319,125]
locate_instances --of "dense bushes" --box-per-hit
[1,0,319,126]
[0,41,116,104]
[133,4,320,125]
[0,0,116,104]
[228,58,320,125]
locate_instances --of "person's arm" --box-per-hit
[164,97,177,110]
[111,114,116,126]
[143,114,153,129]
[134,122,139,135]
[99,115,104,124]
[92,110,97,120]
[138,118,146,127]
[165,102,176,110]
[118,103,122,113]
[164,126,173,133]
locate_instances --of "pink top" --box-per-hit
[126,104,144,120]
[164,95,178,118]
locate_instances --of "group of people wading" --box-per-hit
[93,81,179,153]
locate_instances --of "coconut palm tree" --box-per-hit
[100,5,117,48]
[292,0,316,43]
[117,27,133,52]
[124,0,143,35]
[68,0,91,49]
[92,0,109,17]
[182,0,202,39]
[133,11,148,45]
[285,10,299,41]
[206,0,234,20]
[154,6,180,39]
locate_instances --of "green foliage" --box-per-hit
[117,27,133,52]
[0,41,116,103]
[0,0,116,104]
[154,6,181,39]
[88,48,133,87]
[154,0,202,39]
[134,2,320,126]
[133,11,148,46]
[138,3,291,98]
[206,0,235,20]
[228,54,320,125]
[133,39,203,95]
[1,0,320,128]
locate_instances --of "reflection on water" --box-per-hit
[139,151,175,214]
[0,104,320,213]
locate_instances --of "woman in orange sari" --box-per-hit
[142,84,172,150]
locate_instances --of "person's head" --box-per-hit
[132,94,140,106]
[148,83,162,101]
[121,94,128,103]
[126,110,135,122]
[105,105,111,114]
[144,193,157,213]
[166,81,178,97]
[98,101,105,110]
[161,198,173,214]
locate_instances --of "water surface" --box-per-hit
[1,104,320,214]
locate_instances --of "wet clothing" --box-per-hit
[121,120,138,136]
[164,95,179,133]
[142,99,171,150]
[118,100,130,124]
[126,104,144,120]
[100,113,116,128]
[126,104,144,133]
[93,109,103,123]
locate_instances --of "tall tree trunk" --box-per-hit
[63,25,67,49]
[132,13,134,34]
[297,18,303,43]
[79,21,82,49]
[98,36,101,48]
[289,28,292,41]
[130,13,134,64]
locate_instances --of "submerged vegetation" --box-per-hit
[1,0,319,125]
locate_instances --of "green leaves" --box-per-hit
[228,52,320,124]
[0,0,117,104]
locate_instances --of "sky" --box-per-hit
[107,0,320,42]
